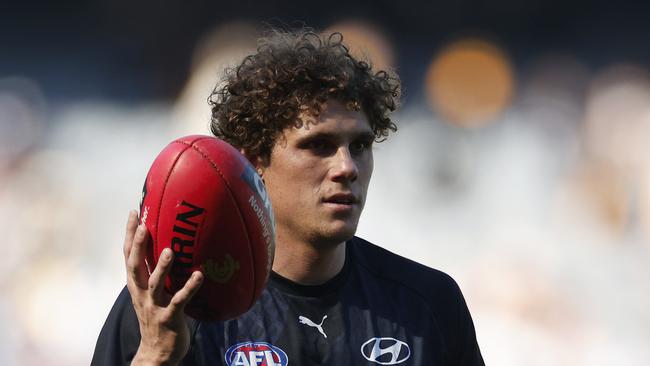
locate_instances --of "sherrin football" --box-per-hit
[139,135,275,321]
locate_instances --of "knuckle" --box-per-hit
[136,226,147,241]
[170,294,185,307]
[157,256,169,269]
[126,257,138,271]
[160,311,175,324]
[187,281,199,294]
[131,235,141,248]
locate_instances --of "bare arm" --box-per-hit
[123,210,204,365]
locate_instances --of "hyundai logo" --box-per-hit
[361,337,411,365]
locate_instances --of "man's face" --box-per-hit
[259,100,374,247]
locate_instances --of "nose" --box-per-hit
[331,147,358,182]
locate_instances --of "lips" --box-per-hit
[323,193,358,205]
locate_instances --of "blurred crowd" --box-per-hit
[1,21,649,365]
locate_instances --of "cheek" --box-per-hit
[359,154,374,183]
[264,161,320,208]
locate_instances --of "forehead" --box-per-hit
[289,100,373,139]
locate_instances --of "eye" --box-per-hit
[307,139,328,151]
[302,138,336,156]
[350,138,373,154]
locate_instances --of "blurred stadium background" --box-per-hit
[2,1,650,364]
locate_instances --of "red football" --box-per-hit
[139,135,275,321]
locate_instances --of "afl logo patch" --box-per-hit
[361,337,411,365]
[225,341,289,366]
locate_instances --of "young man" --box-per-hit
[92,29,484,366]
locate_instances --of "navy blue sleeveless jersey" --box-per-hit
[92,237,484,365]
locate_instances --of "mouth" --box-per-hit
[322,193,359,206]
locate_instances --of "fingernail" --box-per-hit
[163,248,172,259]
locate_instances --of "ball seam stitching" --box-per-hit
[187,139,259,313]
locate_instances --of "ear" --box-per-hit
[240,149,267,178]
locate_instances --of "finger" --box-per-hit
[167,271,203,315]
[123,210,139,263]
[148,248,174,302]
[126,224,150,290]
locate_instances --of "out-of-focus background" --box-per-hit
[2,1,650,364]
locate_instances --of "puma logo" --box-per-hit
[298,315,328,339]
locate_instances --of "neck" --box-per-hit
[271,235,347,285]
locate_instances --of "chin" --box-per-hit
[317,221,358,245]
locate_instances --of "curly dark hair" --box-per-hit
[208,28,400,162]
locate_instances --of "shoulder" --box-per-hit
[349,237,484,364]
[349,236,463,303]
[91,287,140,365]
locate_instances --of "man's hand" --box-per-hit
[123,210,204,365]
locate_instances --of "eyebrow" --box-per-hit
[298,130,375,142]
